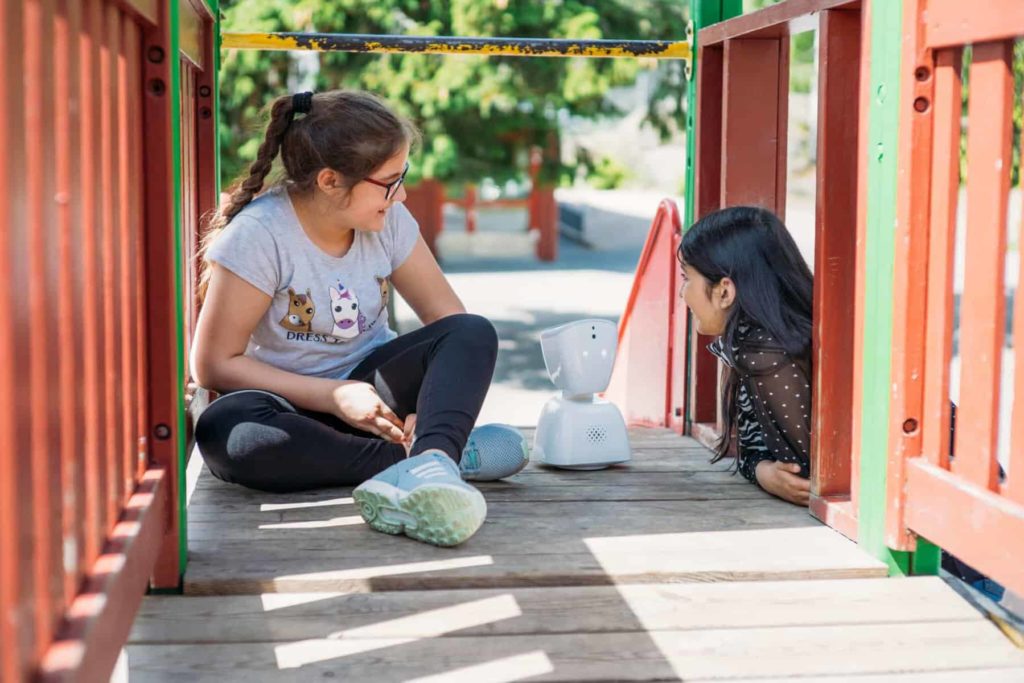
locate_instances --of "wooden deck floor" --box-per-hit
[126,429,1024,681]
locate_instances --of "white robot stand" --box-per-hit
[532,319,631,470]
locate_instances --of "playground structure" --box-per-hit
[1,0,1022,680]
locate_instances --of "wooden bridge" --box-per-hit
[123,430,1024,680]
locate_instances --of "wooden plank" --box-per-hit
[954,40,1013,491]
[188,485,766,517]
[921,48,962,470]
[186,498,818,542]
[693,672,1024,683]
[812,8,861,502]
[131,577,976,643]
[906,460,1024,596]
[925,0,1024,49]
[699,0,860,46]
[183,526,884,595]
[124,620,1024,682]
[193,457,734,493]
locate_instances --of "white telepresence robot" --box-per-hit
[532,319,631,470]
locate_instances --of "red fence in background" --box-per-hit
[888,0,1024,595]
[1,0,214,679]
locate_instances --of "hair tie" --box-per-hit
[292,91,314,116]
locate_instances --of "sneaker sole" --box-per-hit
[353,480,487,547]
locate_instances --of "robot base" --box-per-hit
[532,395,631,470]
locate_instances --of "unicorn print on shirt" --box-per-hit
[329,283,368,340]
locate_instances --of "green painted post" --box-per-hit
[171,0,221,575]
[168,0,187,575]
[857,0,911,576]
[213,1,222,196]
[912,537,941,575]
[683,2,744,431]
[683,0,742,230]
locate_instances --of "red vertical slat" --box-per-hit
[101,1,125,530]
[79,0,105,570]
[126,18,149,484]
[0,0,29,677]
[954,40,1013,491]
[886,0,936,550]
[812,8,861,503]
[118,8,138,501]
[848,0,874,519]
[55,0,87,608]
[921,48,962,469]
[25,0,64,656]
[143,3,184,589]
[689,44,723,434]
[774,36,790,219]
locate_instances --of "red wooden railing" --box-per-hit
[1,0,215,679]
[888,0,1024,594]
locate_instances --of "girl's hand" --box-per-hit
[755,461,810,506]
[330,382,405,443]
[401,413,417,456]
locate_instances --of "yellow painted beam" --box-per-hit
[221,32,692,61]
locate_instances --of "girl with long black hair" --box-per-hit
[677,206,814,505]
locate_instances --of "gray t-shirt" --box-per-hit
[207,186,419,379]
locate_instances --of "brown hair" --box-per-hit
[199,90,419,298]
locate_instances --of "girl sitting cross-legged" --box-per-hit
[191,90,528,547]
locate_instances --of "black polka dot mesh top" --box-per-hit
[708,322,812,486]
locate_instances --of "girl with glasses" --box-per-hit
[191,90,528,547]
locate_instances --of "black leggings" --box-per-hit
[195,314,498,492]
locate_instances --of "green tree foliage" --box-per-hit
[219,0,688,188]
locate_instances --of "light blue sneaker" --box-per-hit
[353,451,487,546]
[460,424,530,481]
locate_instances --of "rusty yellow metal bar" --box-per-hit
[221,32,692,60]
